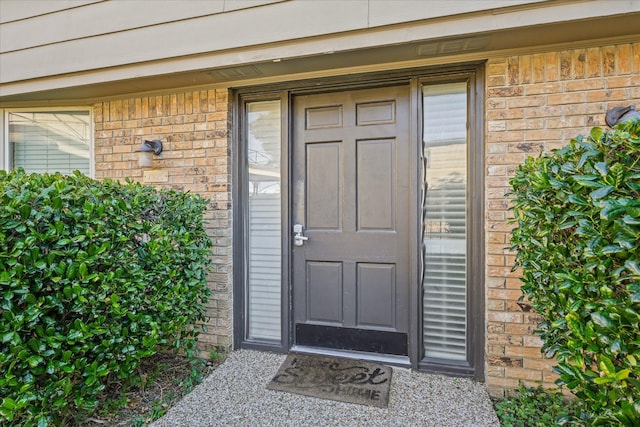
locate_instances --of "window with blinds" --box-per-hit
[422,82,468,361]
[246,100,282,342]
[8,111,91,175]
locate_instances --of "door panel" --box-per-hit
[306,142,342,230]
[306,261,343,323]
[356,263,396,328]
[292,86,410,355]
[357,138,395,230]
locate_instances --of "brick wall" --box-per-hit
[93,89,233,356]
[88,40,640,390]
[485,42,640,396]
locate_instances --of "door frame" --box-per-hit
[233,63,485,379]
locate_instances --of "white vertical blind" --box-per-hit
[247,100,282,341]
[9,111,91,175]
[422,82,468,361]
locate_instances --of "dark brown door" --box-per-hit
[292,86,411,355]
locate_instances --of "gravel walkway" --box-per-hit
[151,349,500,427]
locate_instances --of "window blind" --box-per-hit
[422,82,468,361]
[246,100,282,342]
[9,111,91,175]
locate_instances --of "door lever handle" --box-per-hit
[293,224,309,246]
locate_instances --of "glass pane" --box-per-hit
[247,100,282,341]
[9,111,91,175]
[422,82,468,361]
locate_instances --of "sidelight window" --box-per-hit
[245,100,282,342]
[422,82,468,361]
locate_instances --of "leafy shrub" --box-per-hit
[509,118,640,426]
[494,384,583,426]
[0,170,212,426]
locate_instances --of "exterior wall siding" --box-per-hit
[92,89,233,356]
[1,0,547,84]
[484,41,640,396]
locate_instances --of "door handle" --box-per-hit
[293,224,309,246]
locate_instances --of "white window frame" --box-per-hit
[2,107,94,177]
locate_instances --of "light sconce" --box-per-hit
[136,139,163,168]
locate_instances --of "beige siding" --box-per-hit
[0,0,100,24]
[367,0,546,27]
[0,0,284,53]
[1,0,563,84]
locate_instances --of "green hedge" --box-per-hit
[0,170,212,426]
[509,119,640,425]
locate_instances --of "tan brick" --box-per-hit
[162,116,183,126]
[487,299,505,311]
[487,345,506,357]
[141,97,149,118]
[520,55,532,84]
[148,96,157,116]
[487,322,506,334]
[546,116,585,129]
[523,358,555,371]
[586,47,602,77]
[633,43,640,73]
[559,50,571,79]
[505,277,524,289]
[488,98,506,109]
[488,288,523,301]
[487,210,506,222]
[488,86,523,97]
[524,105,563,118]
[532,53,545,83]
[564,79,604,92]
[524,129,563,141]
[488,311,524,323]
[586,88,629,102]
[506,119,544,131]
[112,145,133,154]
[548,92,586,105]
[572,49,586,79]
[487,108,524,120]
[606,76,633,88]
[505,367,543,382]
[505,345,544,359]
[487,356,523,368]
[603,46,616,76]
[542,370,561,384]
[184,92,193,114]
[163,95,171,116]
[507,56,519,84]
[487,366,506,379]
[507,141,543,153]
[524,82,562,95]
[487,253,506,266]
[488,333,523,346]
[488,75,507,87]
[523,335,544,347]
[507,95,545,108]
[545,51,559,81]
[487,131,524,143]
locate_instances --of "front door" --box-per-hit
[292,85,411,356]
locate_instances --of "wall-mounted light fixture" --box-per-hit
[606,105,640,127]
[136,139,163,168]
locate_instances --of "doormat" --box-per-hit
[267,353,392,408]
